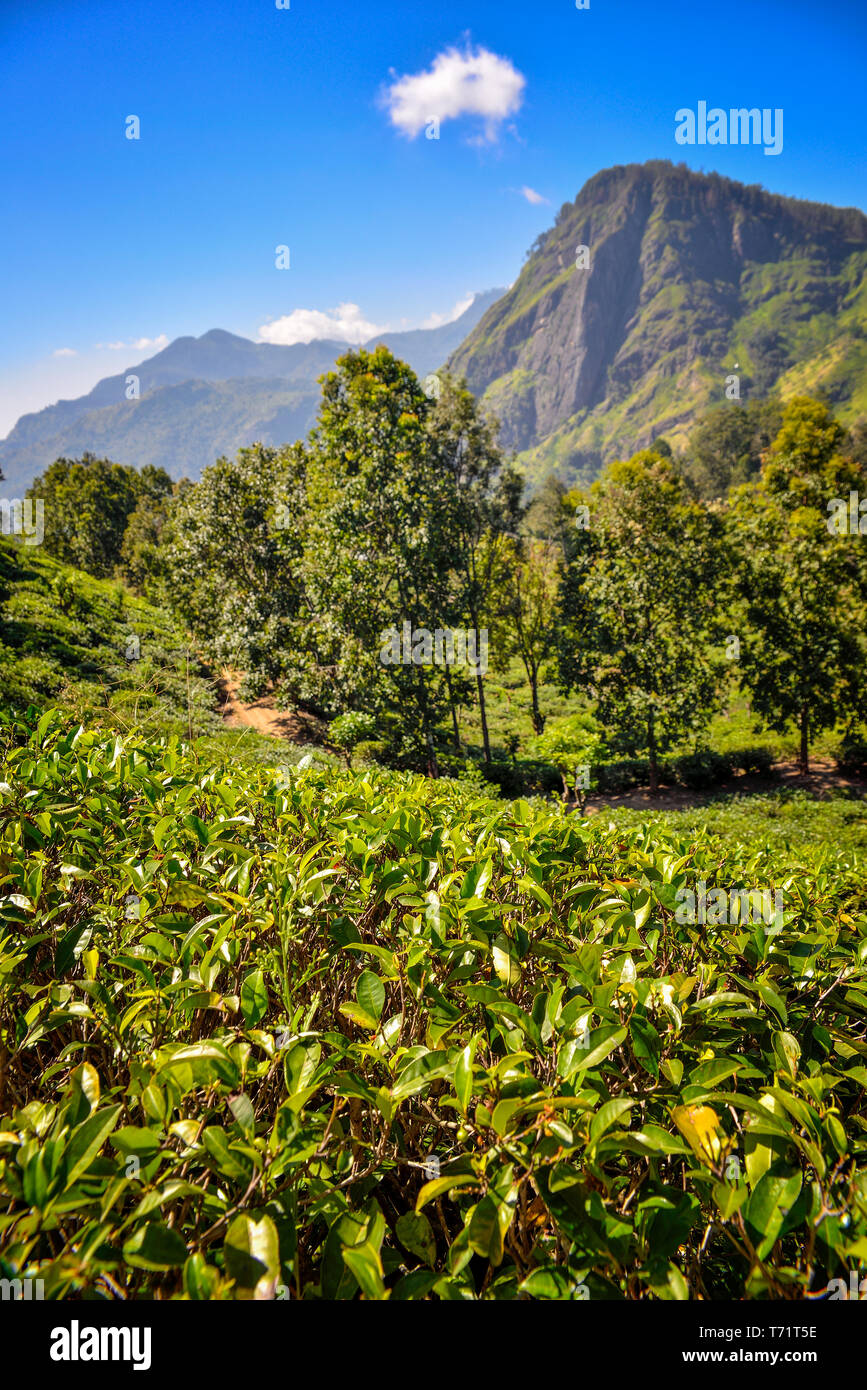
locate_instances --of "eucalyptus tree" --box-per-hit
[426,376,524,763]
[556,449,727,793]
[728,397,867,773]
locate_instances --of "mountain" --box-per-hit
[0,290,504,492]
[6,162,867,496]
[447,161,867,485]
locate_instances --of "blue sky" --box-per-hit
[1,0,865,437]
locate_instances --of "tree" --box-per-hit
[161,442,307,694]
[426,376,524,763]
[557,449,727,793]
[522,473,572,554]
[526,712,606,810]
[494,536,562,735]
[729,397,867,773]
[684,399,782,499]
[301,348,455,775]
[27,454,171,578]
[118,468,182,595]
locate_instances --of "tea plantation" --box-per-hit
[1,710,866,1299]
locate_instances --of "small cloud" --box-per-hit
[421,292,475,330]
[52,347,77,357]
[130,335,169,351]
[383,44,525,142]
[517,185,549,205]
[96,335,169,352]
[258,303,386,346]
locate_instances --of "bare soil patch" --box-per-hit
[216,672,326,745]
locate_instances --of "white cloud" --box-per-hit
[96,335,169,352]
[257,303,386,346]
[517,186,548,205]
[383,44,525,142]
[131,335,168,351]
[52,347,77,357]
[420,292,475,329]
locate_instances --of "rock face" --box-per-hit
[447,160,867,485]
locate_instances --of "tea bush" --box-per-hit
[1,710,866,1300]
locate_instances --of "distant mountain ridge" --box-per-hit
[4,161,867,495]
[0,290,505,491]
[448,161,867,484]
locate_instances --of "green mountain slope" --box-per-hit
[447,161,867,485]
[0,535,217,736]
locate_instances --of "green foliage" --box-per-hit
[0,538,218,739]
[491,537,562,735]
[2,709,866,1300]
[160,443,307,692]
[683,398,783,498]
[329,712,379,767]
[558,451,728,790]
[27,454,172,579]
[835,735,867,776]
[608,790,867,857]
[729,397,867,771]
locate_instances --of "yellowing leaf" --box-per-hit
[672,1103,728,1167]
[492,934,521,986]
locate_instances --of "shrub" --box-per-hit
[733,745,776,777]
[352,738,389,766]
[2,710,866,1301]
[671,750,735,789]
[835,736,867,775]
[595,758,675,793]
[480,758,561,799]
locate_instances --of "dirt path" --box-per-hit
[581,758,867,816]
[214,678,866,810]
[216,672,326,745]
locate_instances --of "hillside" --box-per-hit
[0,534,218,737]
[0,291,504,491]
[448,161,867,485]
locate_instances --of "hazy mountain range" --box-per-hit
[3,160,866,493]
[0,290,504,492]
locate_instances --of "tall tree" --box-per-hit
[161,442,307,694]
[557,449,726,793]
[426,376,524,764]
[729,396,867,773]
[493,535,562,735]
[684,398,783,499]
[301,347,454,774]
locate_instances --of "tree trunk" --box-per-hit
[799,704,810,776]
[415,666,439,778]
[468,604,491,763]
[648,712,659,795]
[530,664,544,736]
[476,670,491,764]
[444,667,461,750]
[426,729,439,779]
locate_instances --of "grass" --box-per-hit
[604,788,867,857]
